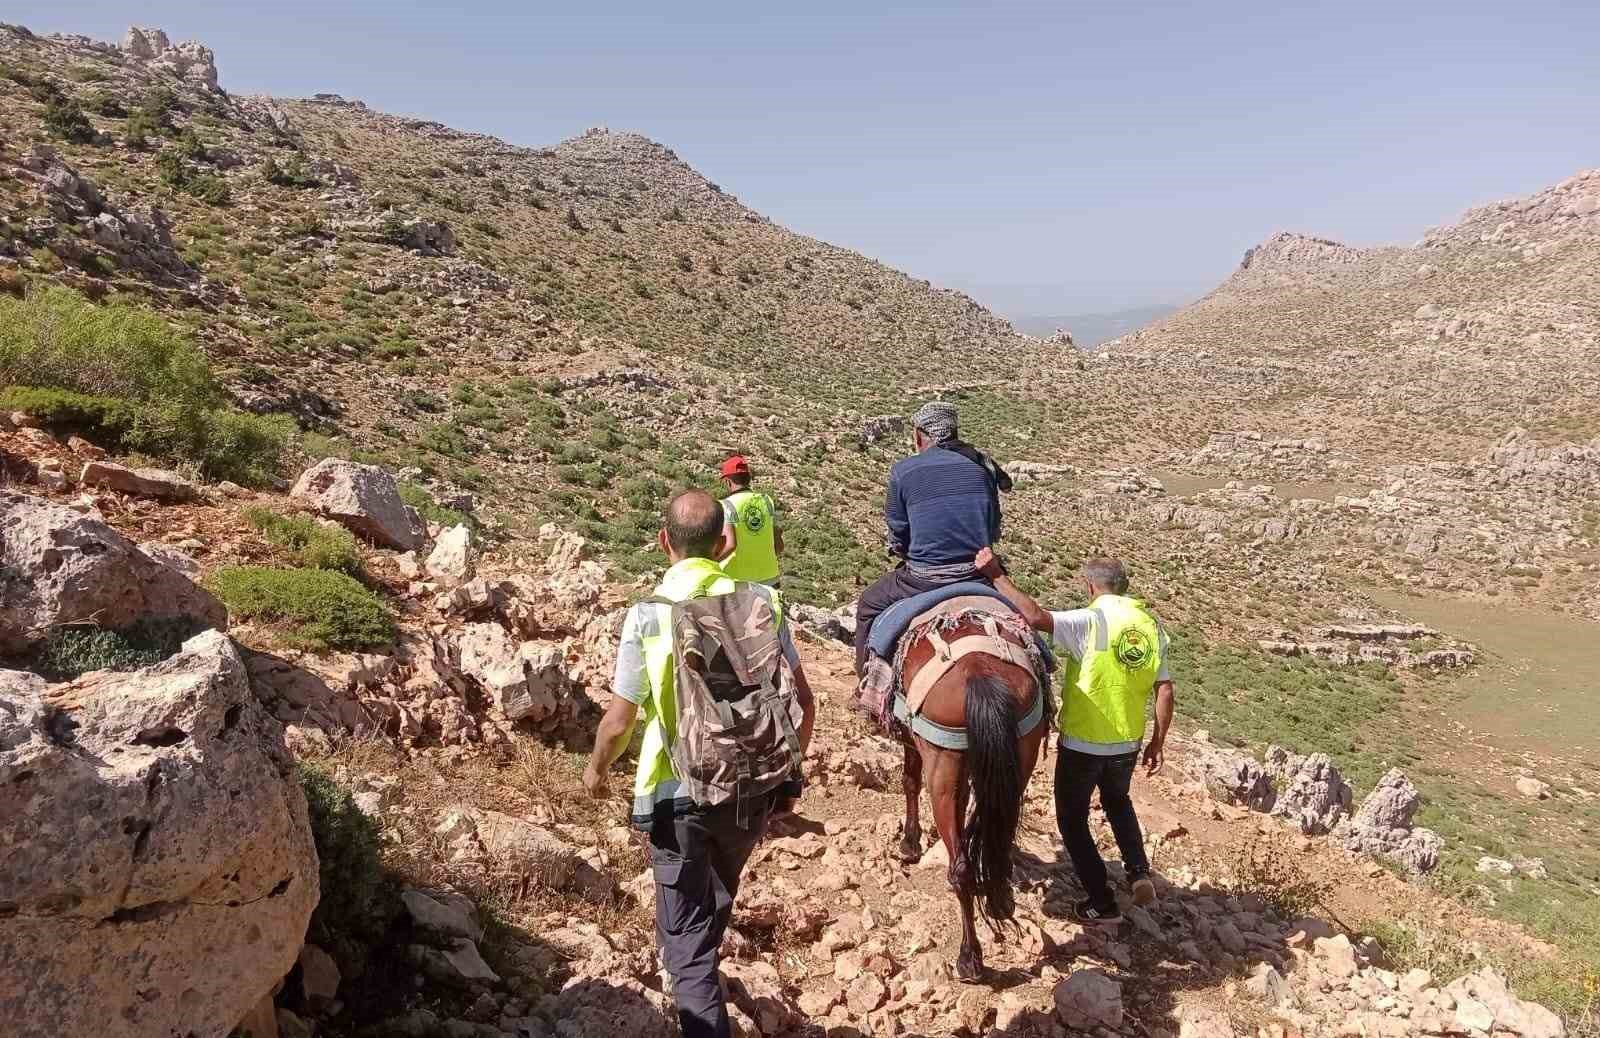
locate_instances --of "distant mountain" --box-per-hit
[1011,304,1181,347]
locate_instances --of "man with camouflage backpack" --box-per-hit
[584,489,816,1038]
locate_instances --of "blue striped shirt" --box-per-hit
[886,447,1002,568]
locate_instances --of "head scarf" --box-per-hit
[912,401,959,444]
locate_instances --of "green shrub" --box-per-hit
[260,153,321,188]
[31,620,189,681]
[298,762,398,957]
[207,567,394,650]
[43,96,95,143]
[398,482,475,532]
[124,111,158,149]
[0,288,293,485]
[244,507,362,574]
[157,148,231,206]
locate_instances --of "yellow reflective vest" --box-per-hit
[1058,594,1164,754]
[721,489,780,583]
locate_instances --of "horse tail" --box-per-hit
[963,671,1022,925]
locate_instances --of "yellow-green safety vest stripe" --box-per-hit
[630,557,785,822]
[1058,594,1163,755]
[722,490,779,583]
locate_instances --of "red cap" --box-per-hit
[719,455,750,478]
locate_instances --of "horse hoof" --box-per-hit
[955,956,985,984]
[898,839,922,865]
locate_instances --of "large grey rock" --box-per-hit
[1053,969,1122,1029]
[122,26,221,91]
[290,459,424,550]
[1195,746,1276,812]
[1265,745,1353,835]
[0,630,319,1038]
[790,602,856,644]
[437,806,581,890]
[0,490,226,655]
[79,460,200,502]
[1331,768,1443,873]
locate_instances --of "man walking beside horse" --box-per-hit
[979,549,1176,925]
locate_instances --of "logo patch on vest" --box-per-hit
[1113,627,1154,670]
[741,503,766,533]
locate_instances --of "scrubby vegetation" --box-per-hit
[206,567,394,650]
[244,507,364,574]
[297,761,399,964]
[0,286,294,485]
[28,620,189,681]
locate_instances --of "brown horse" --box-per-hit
[896,614,1049,981]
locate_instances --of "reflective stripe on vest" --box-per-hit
[630,557,785,823]
[1058,595,1162,755]
[722,490,779,583]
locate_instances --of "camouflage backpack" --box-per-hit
[647,585,804,823]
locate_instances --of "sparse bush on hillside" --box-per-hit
[43,96,95,143]
[0,286,291,485]
[260,153,321,188]
[470,218,502,239]
[84,88,125,117]
[565,207,586,233]
[156,148,230,206]
[124,111,158,149]
[245,507,363,574]
[398,482,476,532]
[206,567,395,650]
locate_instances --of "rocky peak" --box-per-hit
[120,25,221,92]
[1237,231,1368,273]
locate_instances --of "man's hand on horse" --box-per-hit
[974,545,1005,579]
[1142,741,1165,776]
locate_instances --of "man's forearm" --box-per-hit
[588,700,637,774]
[794,669,816,753]
[993,572,1053,634]
[1150,682,1175,747]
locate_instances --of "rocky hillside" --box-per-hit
[2,18,1598,1037]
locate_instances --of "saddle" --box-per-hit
[856,595,1050,735]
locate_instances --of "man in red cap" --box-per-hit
[717,455,783,585]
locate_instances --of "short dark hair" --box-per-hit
[1082,558,1129,595]
[726,472,752,489]
[665,489,724,558]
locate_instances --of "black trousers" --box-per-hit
[852,567,991,674]
[1054,747,1150,910]
[649,798,774,1038]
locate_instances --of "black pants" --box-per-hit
[1055,747,1150,910]
[649,798,774,1038]
[852,567,990,674]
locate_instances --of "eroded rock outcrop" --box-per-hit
[0,630,319,1038]
[1331,768,1443,873]
[0,490,226,655]
[121,25,221,91]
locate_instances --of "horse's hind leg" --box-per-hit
[900,740,924,864]
[924,741,984,981]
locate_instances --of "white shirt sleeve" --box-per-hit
[1049,609,1095,660]
[613,604,650,705]
[1155,621,1171,683]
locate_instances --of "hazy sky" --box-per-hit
[21,2,1600,315]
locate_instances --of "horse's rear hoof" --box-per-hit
[898,839,922,865]
[955,955,985,984]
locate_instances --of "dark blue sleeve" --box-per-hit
[886,466,910,556]
[988,481,1003,540]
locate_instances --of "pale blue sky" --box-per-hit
[21,2,1600,315]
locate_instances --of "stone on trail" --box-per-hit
[0,630,319,1038]
[426,522,474,586]
[78,459,200,502]
[0,489,226,655]
[290,457,425,550]
[1054,969,1123,1029]
[1445,969,1566,1038]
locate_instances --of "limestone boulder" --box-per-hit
[1331,768,1443,873]
[426,523,474,587]
[1444,969,1565,1038]
[0,630,319,1038]
[455,622,567,723]
[79,460,200,502]
[1265,746,1353,834]
[0,490,226,655]
[290,459,425,550]
[1054,969,1123,1029]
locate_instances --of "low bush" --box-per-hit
[398,482,475,532]
[207,567,394,650]
[298,762,398,960]
[30,620,189,681]
[43,96,95,143]
[244,507,363,574]
[260,153,321,188]
[0,286,293,485]
[156,148,231,206]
